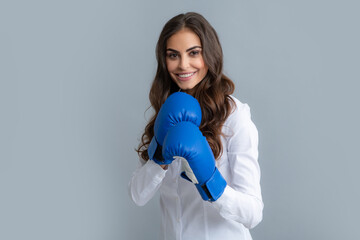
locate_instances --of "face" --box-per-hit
[166,28,208,90]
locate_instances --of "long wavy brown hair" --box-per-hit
[137,12,235,161]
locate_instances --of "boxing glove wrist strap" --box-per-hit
[195,167,227,202]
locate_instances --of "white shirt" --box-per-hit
[129,96,263,240]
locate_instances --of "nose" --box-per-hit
[179,56,190,70]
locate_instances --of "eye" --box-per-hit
[189,50,200,56]
[167,52,179,59]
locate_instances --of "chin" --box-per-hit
[177,81,199,90]
[178,85,194,91]
[172,78,202,91]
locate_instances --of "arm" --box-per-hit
[129,92,200,205]
[212,102,263,229]
[128,158,167,206]
[211,153,263,229]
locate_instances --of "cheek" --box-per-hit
[166,60,176,72]
[197,59,207,72]
[194,57,206,70]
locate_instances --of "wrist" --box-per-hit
[195,167,227,202]
[160,164,168,170]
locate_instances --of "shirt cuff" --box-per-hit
[211,185,242,220]
[146,159,168,183]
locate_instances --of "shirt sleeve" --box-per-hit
[211,101,264,229]
[128,158,167,206]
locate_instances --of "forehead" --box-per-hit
[166,28,201,50]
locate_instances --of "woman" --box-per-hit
[129,12,263,240]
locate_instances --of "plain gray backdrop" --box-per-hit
[1,0,359,239]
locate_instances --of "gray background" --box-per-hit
[1,0,359,239]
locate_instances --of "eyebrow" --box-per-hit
[166,46,202,53]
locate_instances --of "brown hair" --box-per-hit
[137,12,235,161]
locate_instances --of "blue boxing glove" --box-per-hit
[147,92,202,165]
[162,121,227,201]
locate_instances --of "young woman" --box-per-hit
[129,12,263,240]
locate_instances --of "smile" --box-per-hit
[177,72,196,78]
[175,71,198,81]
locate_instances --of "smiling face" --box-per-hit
[166,28,209,90]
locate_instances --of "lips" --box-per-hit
[175,71,197,81]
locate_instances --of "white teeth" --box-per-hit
[178,72,195,78]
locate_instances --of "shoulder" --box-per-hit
[223,95,259,152]
[226,95,253,126]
